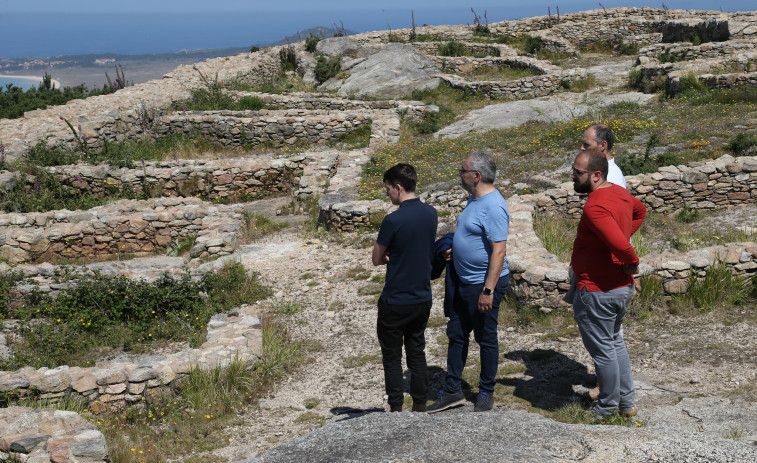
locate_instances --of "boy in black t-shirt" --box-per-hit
[372,163,438,412]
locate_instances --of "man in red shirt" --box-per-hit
[570,149,646,417]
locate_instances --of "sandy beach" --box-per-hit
[0,73,62,89]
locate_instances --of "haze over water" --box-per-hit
[2,1,754,58]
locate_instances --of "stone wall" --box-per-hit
[0,407,108,462]
[409,42,506,58]
[0,303,263,415]
[0,197,245,265]
[237,92,437,121]
[439,69,586,100]
[534,155,757,216]
[430,56,559,75]
[322,155,757,308]
[154,109,371,149]
[638,39,757,62]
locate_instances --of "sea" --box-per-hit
[2,1,753,59]
[0,77,40,91]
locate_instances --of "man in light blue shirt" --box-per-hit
[427,151,510,413]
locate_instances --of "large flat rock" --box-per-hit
[335,44,439,99]
[246,397,757,462]
[435,92,656,139]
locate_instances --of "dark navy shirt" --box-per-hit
[376,198,438,305]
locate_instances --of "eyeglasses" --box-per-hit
[571,167,601,177]
[459,168,479,175]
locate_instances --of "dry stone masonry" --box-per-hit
[0,303,263,410]
[3,8,757,460]
[0,407,108,463]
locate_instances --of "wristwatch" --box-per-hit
[482,287,493,296]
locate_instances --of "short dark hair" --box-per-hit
[583,148,608,180]
[592,124,615,151]
[383,163,417,192]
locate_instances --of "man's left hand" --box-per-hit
[478,293,494,313]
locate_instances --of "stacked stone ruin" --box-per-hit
[1,7,757,461]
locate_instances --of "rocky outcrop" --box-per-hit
[332,44,440,99]
[245,397,757,463]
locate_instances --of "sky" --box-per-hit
[1,1,754,58]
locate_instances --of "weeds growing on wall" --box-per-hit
[0,262,270,369]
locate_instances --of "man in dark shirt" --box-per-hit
[372,163,438,412]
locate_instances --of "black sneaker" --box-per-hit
[426,390,466,414]
[474,392,494,412]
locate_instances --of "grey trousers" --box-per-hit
[573,285,635,415]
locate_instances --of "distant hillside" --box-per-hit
[264,26,357,47]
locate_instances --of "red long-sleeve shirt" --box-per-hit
[571,184,647,292]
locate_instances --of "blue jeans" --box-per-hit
[573,285,635,415]
[444,274,509,395]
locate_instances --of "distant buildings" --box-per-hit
[94,58,116,65]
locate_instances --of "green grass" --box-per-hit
[327,122,372,149]
[533,212,576,262]
[97,319,304,462]
[547,402,646,427]
[242,213,288,242]
[627,273,665,318]
[670,261,750,314]
[2,262,270,369]
[343,352,382,368]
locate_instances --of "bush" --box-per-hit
[524,35,543,54]
[237,96,266,111]
[314,55,341,84]
[2,262,270,368]
[305,35,321,53]
[0,72,124,120]
[727,132,757,155]
[437,40,468,57]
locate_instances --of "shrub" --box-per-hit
[675,205,702,223]
[524,35,543,54]
[250,46,260,53]
[727,132,757,155]
[2,262,270,368]
[237,96,266,111]
[0,72,123,120]
[304,35,321,53]
[438,40,469,57]
[314,55,341,84]
[279,44,297,71]
[471,8,490,37]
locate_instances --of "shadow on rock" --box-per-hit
[501,348,591,410]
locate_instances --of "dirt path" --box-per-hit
[185,58,757,461]
[192,220,757,462]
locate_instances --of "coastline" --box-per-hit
[0,74,61,89]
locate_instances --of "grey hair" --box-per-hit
[467,151,496,183]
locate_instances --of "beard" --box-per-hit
[573,177,592,194]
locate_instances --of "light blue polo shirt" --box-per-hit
[452,190,510,284]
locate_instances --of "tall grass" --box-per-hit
[671,261,749,313]
[97,318,304,462]
[533,211,576,262]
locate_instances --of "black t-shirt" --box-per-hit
[376,198,438,304]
